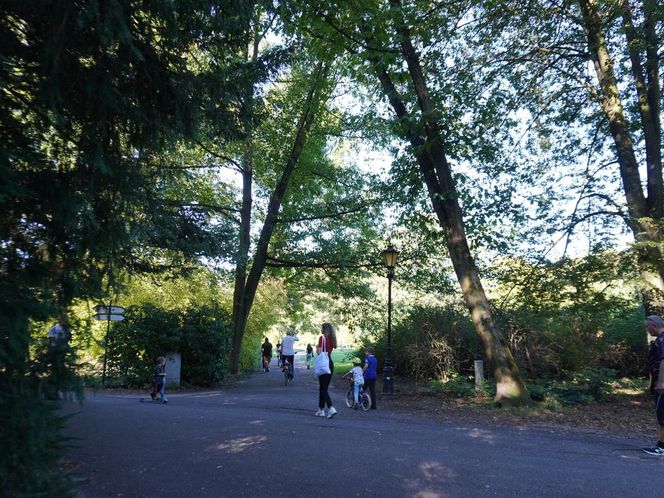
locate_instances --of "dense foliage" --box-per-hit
[105,303,231,387]
[2,0,660,494]
[1,1,255,494]
[359,250,648,382]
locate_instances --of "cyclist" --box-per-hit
[343,360,365,409]
[261,337,273,372]
[281,330,298,381]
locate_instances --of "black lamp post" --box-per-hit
[382,244,399,395]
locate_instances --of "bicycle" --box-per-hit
[345,380,371,411]
[283,360,293,386]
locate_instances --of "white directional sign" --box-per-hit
[94,313,125,321]
[93,305,125,315]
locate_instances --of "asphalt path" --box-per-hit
[63,354,664,497]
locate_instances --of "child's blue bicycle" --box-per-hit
[345,380,371,411]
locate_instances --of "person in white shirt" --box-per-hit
[280,331,299,380]
[47,315,71,348]
[46,314,71,400]
[343,361,365,409]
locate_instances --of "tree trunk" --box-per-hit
[229,32,259,375]
[579,0,664,314]
[365,0,530,404]
[228,62,328,373]
[229,141,254,374]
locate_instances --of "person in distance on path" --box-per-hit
[276,341,282,367]
[151,356,168,403]
[261,337,272,372]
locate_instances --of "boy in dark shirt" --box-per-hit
[363,347,378,410]
[643,315,664,455]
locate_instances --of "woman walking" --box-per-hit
[315,323,337,418]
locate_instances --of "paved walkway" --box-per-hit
[64,354,664,497]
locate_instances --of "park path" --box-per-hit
[64,354,664,497]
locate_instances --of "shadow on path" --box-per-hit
[64,354,664,498]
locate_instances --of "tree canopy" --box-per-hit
[2,0,661,493]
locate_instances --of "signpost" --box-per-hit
[93,305,126,317]
[94,304,125,386]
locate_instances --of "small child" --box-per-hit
[306,344,313,369]
[276,342,282,367]
[343,361,365,409]
[151,356,168,403]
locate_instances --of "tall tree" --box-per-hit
[0,1,254,493]
[288,0,530,403]
[228,58,332,373]
[463,0,662,313]
[577,0,662,313]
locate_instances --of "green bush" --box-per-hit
[602,311,648,376]
[556,368,617,404]
[238,333,261,373]
[526,368,618,405]
[429,375,477,398]
[1,316,82,497]
[525,381,550,402]
[426,368,620,405]
[490,252,648,379]
[180,306,231,385]
[386,304,481,381]
[0,378,73,497]
[105,303,231,387]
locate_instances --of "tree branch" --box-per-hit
[277,205,368,223]
[194,140,244,172]
[265,256,374,269]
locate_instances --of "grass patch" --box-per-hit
[386,373,653,439]
[423,369,649,410]
[331,350,359,374]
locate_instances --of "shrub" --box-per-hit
[429,375,477,398]
[602,312,648,376]
[496,303,648,379]
[105,303,231,387]
[389,305,481,381]
[560,368,617,403]
[0,377,73,497]
[525,381,551,402]
[526,368,618,406]
[1,316,82,497]
[180,305,231,386]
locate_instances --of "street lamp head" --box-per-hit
[382,244,399,269]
